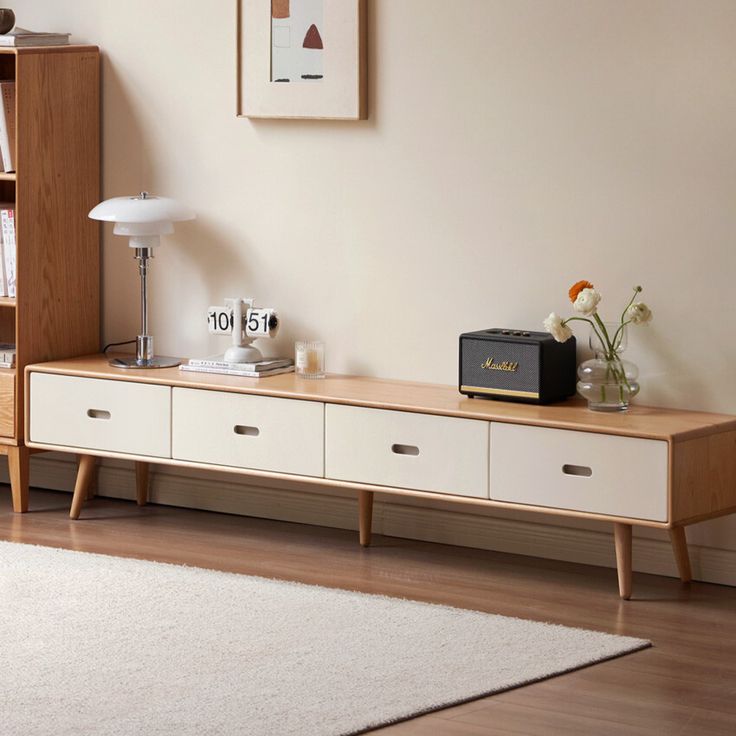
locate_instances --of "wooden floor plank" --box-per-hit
[2,488,735,735]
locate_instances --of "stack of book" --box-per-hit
[0,203,15,297]
[0,342,15,368]
[180,357,294,378]
[0,28,70,48]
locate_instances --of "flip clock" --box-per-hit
[207,297,280,364]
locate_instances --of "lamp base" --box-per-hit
[109,356,181,369]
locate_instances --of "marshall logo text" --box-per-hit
[480,357,519,372]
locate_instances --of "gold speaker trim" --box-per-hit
[461,385,540,399]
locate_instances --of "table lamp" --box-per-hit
[89,192,195,368]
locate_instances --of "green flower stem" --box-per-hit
[593,313,616,360]
[611,318,633,353]
[562,316,608,350]
[620,286,642,325]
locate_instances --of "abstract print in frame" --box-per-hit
[237,0,367,120]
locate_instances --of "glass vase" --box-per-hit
[577,323,639,412]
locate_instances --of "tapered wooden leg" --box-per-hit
[135,462,150,506]
[85,454,98,500]
[359,491,374,547]
[8,446,30,513]
[613,523,633,600]
[669,526,692,583]
[70,455,97,520]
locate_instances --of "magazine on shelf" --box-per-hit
[179,364,295,379]
[186,356,293,371]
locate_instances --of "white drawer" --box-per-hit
[325,405,489,498]
[172,388,324,477]
[490,423,668,521]
[29,373,171,458]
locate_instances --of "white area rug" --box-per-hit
[0,541,649,736]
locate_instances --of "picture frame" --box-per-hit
[237,0,367,120]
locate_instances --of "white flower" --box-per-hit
[627,302,652,324]
[543,312,573,343]
[573,287,601,316]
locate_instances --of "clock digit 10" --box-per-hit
[207,307,234,336]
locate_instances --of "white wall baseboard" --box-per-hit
[6,454,736,587]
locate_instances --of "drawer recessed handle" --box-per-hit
[392,444,419,456]
[234,425,260,437]
[87,409,111,420]
[562,464,592,477]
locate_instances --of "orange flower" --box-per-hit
[569,280,594,303]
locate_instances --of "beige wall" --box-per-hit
[13,2,736,563]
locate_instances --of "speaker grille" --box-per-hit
[461,339,540,396]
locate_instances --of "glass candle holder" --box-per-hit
[295,341,325,379]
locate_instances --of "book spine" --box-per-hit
[187,359,256,370]
[1,208,15,297]
[4,82,15,172]
[0,83,11,172]
[0,230,6,297]
[180,365,265,378]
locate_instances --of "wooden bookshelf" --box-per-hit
[0,46,100,512]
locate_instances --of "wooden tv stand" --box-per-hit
[24,355,736,600]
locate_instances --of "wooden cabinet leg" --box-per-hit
[135,462,150,506]
[85,454,98,500]
[359,491,374,547]
[669,526,692,583]
[613,522,633,600]
[70,455,97,520]
[8,446,30,513]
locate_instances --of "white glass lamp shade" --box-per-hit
[89,193,196,238]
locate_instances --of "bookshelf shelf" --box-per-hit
[0,45,100,513]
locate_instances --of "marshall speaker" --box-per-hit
[459,328,576,404]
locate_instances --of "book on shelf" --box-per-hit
[0,28,70,47]
[0,205,15,298]
[0,342,15,367]
[179,364,295,379]
[0,235,6,297]
[0,80,14,173]
[186,356,294,371]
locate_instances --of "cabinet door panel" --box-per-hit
[29,373,171,458]
[490,422,668,522]
[172,388,324,477]
[0,371,14,438]
[326,404,489,498]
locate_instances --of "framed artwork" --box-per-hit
[237,0,367,120]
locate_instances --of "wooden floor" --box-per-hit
[2,488,735,735]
